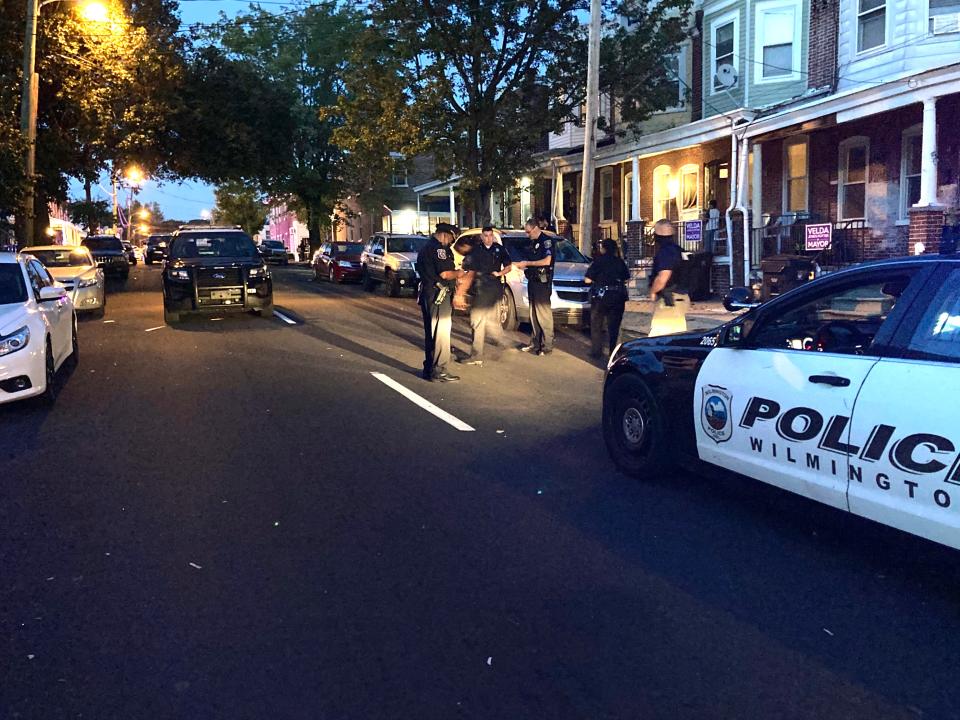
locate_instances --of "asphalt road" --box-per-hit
[3,264,960,719]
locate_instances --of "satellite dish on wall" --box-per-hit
[714,64,739,89]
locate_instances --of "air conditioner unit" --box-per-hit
[932,13,960,35]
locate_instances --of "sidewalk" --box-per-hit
[619,297,740,337]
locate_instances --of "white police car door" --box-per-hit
[695,267,923,511]
[847,265,960,549]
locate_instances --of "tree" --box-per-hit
[213,181,267,236]
[202,4,363,252]
[67,199,113,233]
[359,0,588,223]
[601,0,694,136]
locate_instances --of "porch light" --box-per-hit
[667,177,680,199]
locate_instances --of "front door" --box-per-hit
[847,265,960,548]
[694,265,927,511]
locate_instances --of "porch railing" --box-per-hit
[750,218,872,269]
[639,220,707,258]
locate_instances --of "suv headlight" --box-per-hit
[398,260,413,270]
[0,326,29,357]
[168,268,190,281]
[78,277,98,288]
[249,266,269,279]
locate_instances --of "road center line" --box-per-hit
[274,310,297,325]
[144,326,165,332]
[370,372,475,432]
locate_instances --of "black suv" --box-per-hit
[259,240,289,265]
[145,235,171,265]
[82,235,130,280]
[162,227,273,324]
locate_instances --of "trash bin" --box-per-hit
[682,251,714,301]
[760,254,815,300]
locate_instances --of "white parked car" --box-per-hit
[24,245,105,317]
[0,252,77,405]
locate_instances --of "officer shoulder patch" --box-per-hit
[543,238,552,249]
[437,248,447,260]
[701,385,733,444]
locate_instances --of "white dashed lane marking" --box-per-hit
[144,326,165,332]
[273,310,297,325]
[370,372,475,432]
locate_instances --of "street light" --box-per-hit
[18,0,115,247]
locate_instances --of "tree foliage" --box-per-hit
[601,0,694,135]
[213,180,267,236]
[359,0,587,222]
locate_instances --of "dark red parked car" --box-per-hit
[313,241,364,283]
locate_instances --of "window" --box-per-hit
[653,165,672,221]
[900,125,922,218]
[783,136,808,212]
[929,0,960,33]
[623,172,634,223]
[711,12,739,92]
[391,166,408,187]
[660,46,687,109]
[749,272,915,355]
[857,0,886,52]
[905,269,960,363]
[679,165,698,212]
[600,168,613,221]
[755,0,801,81]
[839,138,869,220]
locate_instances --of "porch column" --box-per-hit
[554,167,564,220]
[751,142,762,228]
[918,97,939,207]
[630,156,640,221]
[448,185,456,225]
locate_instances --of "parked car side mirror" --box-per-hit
[723,286,761,312]
[39,285,67,302]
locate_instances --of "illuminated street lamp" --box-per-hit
[137,208,151,220]
[18,0,114,246]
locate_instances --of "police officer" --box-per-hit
[584,238,629,358]
[648,219,689,337]
[416,222,465,382]
[459,225,512,366]
[513,217,555,356]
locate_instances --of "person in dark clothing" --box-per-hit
[415,222,465,382]
[585,238,629,358]
[648,219,688,337]
[512,218,555,355]
[460,226,512,366]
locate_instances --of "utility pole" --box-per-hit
[577,0,602,256]
[19,0,40,248]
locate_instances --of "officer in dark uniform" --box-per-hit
[584,238,629,358]
[648,219,689,337]
[460,225,512,366]
[513,217,555,356]
[415,222,465,382]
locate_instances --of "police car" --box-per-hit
[603,251,960,550]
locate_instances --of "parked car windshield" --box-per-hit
[0,263,28,304]
[83,236,123,252]
[170,233,259,259]
[147,235,170,247]
[386,236,428,253]
[333,243,363,255]
[26,248,94,268]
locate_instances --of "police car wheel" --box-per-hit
[603,374,671,477]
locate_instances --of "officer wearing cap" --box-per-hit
[513,217,555,355]
[415,222,465,382]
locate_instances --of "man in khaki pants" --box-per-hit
[648,220,689,337]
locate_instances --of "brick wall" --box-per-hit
[808,0,839,90]
[909,207,946,254]
[711,262,731,296]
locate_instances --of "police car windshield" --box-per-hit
[0,263,27,304]
[27,248,94,268]
[170,233,258,259]
[386,236,427,253]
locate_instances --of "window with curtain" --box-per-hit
[900,127,922,218]
[858,0,885,52]
[600,169,613,221]
[840,140,869,220]
[653,166,672,221]
[784,137,808,212]
[679,166,698,212]
[757,3,797,79]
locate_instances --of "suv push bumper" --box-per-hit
[164,277,273,314]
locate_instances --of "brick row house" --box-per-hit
[417,0,960,295]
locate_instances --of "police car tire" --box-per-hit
[603,374,672,477]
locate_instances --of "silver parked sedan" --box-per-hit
[24,245,106,317]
